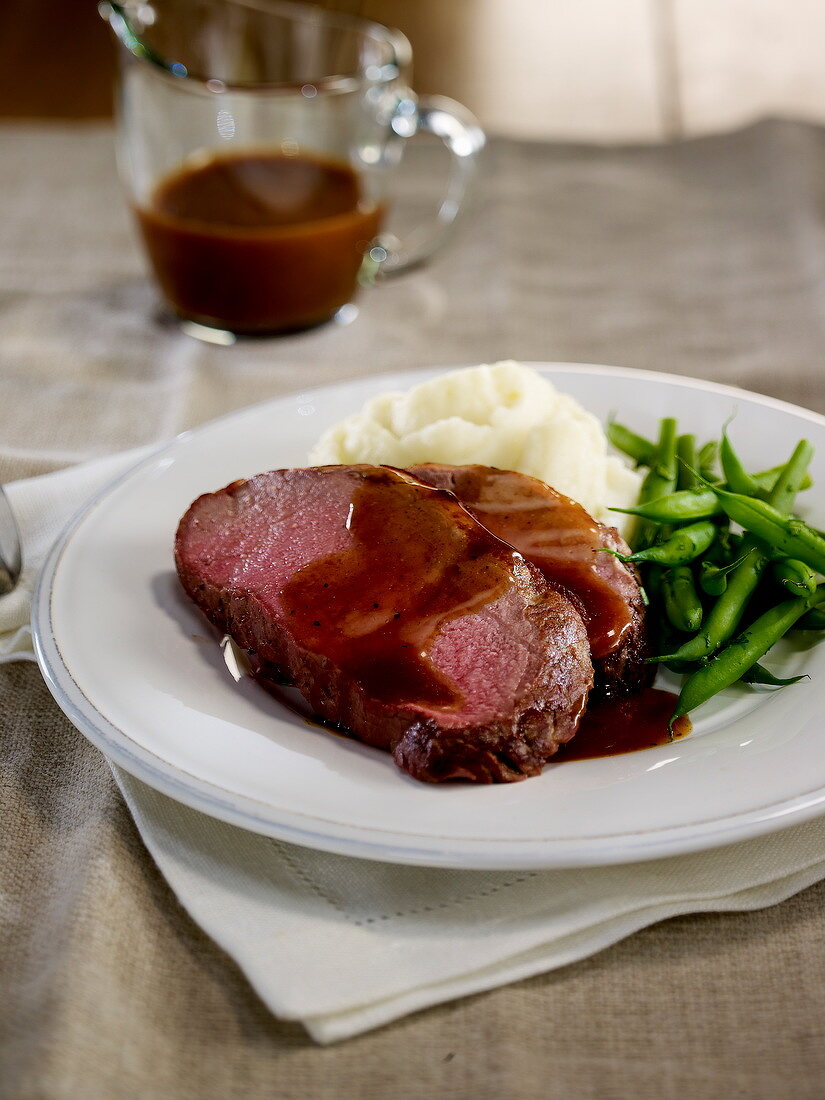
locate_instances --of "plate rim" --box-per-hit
[32,361,825,869]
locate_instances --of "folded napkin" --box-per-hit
[5,452,825,1044]
[0,449,153,663]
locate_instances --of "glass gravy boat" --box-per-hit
[101,0,485,337]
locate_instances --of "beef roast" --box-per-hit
[175,464,594,783]
[408,463,652,701]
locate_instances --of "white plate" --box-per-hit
[32,364,825,869]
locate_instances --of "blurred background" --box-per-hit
[7,0,825,140]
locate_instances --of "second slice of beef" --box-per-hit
[175,464,593,782]
[409,463,652,701]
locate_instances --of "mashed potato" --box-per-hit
[309,361,641,527]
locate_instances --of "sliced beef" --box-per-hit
[408,463,652,701]
[175,464,593,783]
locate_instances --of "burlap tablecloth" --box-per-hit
[3,119,825,1099]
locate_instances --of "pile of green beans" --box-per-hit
[606,417,824,729]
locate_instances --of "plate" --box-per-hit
[32,363,825,869]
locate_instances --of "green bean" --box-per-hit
[720,430,760,495]
[655,440,814,663]
[711,487,825,574]
[697,440,720,482]
[700,563,729,596]
[772,558,818,597]
[767,440,814,512]
[607,419,657,466]
[741,663,807,687]
[664,657,702,675]
[752,465,813,496]
[657,633,701,675]
[699,553,748,597]
[654,544,769,662]
[676,434,699,491]
[613,520,717,566]
[645,568,696,669]
[669,586,825,728]
[639,418,678,498]
[703,526,742,565]
[611,488,720,524]
[796,606,825,630]
[642,564,663,603]
[631,418,679,551]
[662,566,703,632]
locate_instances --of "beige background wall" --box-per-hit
[363,0,825,141]
[5,0,823,139]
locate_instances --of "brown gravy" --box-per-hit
[136,151,383,333]
[554,688,691,761]
[411,465,635,659]
[280,468,518,708]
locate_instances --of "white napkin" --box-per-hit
[5,453,825,1044]
[0,449,153,663]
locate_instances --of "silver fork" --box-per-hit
[0,486,22,594]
